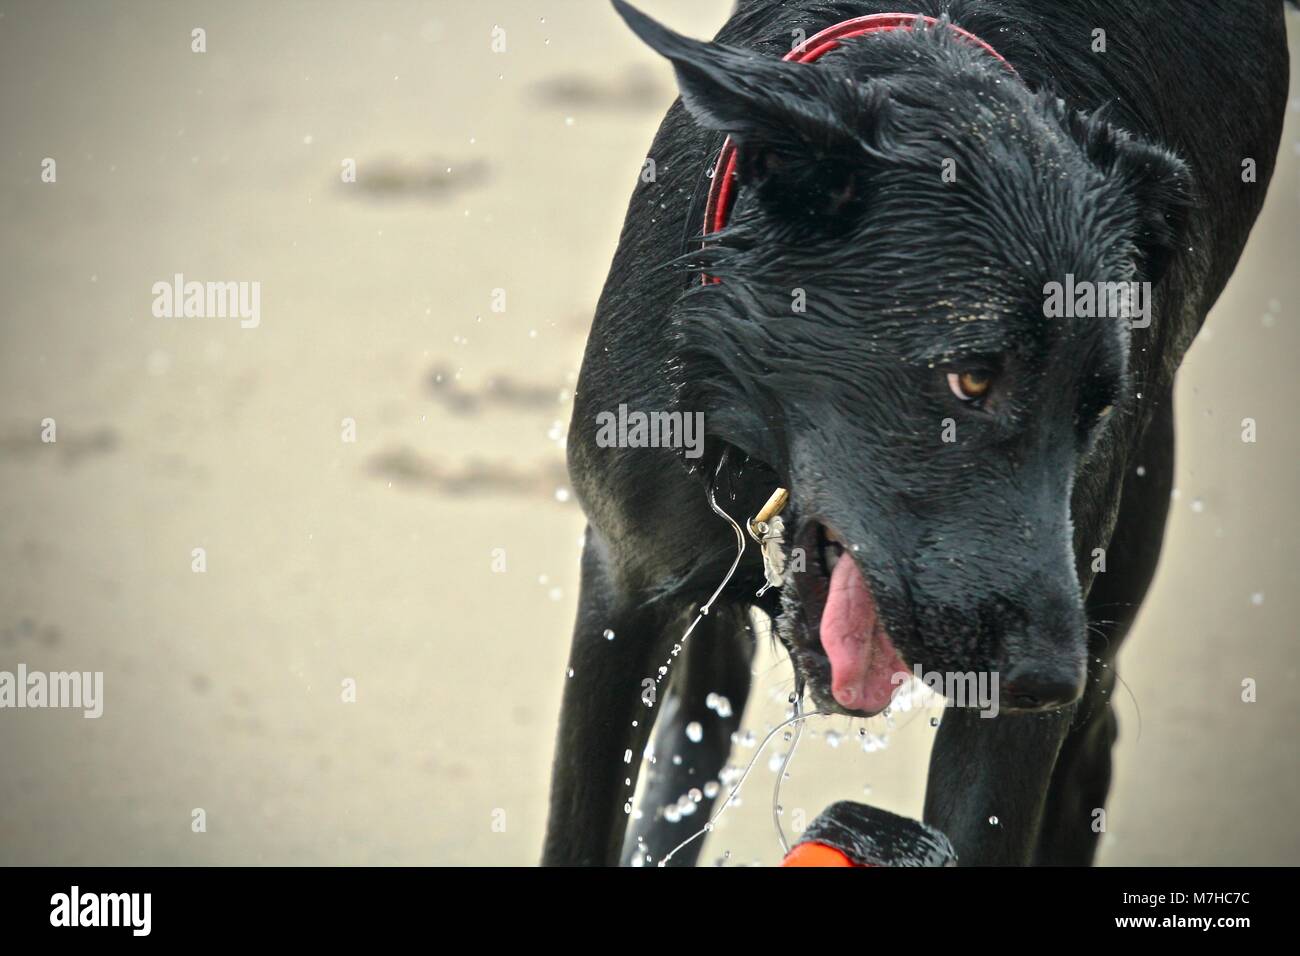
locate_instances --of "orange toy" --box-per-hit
[781,842,861,867]
[778,802,956,867]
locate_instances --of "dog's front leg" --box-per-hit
[620,605,754,867]
[922,706,1073,865]
[541,528,679,866]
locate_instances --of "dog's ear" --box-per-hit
[1066,107,1193,285]
[613,0,891,225]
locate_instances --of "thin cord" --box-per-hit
[772,676,806,855]
[700,450,745,616]
[659,707,831,866]
[647,450,816,866]
[655,453,744,680]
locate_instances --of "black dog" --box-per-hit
[543,0,1291,866]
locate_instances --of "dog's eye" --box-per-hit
[947,369,994,403]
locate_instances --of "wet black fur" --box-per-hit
[544,0,1291,866]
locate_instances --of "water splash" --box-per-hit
[658,708,832,866]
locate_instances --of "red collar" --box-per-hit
[702,13,1017,246]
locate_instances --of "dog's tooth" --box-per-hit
[825,544,841,573]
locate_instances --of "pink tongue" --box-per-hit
[819,555,908,713]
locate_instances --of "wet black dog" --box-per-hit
[543,0,1291,866]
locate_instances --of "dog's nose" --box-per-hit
[1001,665,1084,712]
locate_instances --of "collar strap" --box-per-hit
[702,14,1017,247]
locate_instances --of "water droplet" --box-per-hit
[603,628,615,641]
[860,733,888,753]
[554,487,570,503]
[566,667,574,679]
[686,721,703,743]
[1191,498,1204,513]
[706,692,733,718]
[623,749,633,764]
[1251,592,1264,606]
[825,731,841,748]
[988,815,999,826]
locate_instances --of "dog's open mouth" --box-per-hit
[789,522,909,716]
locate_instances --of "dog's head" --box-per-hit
[616,2,1191,716]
